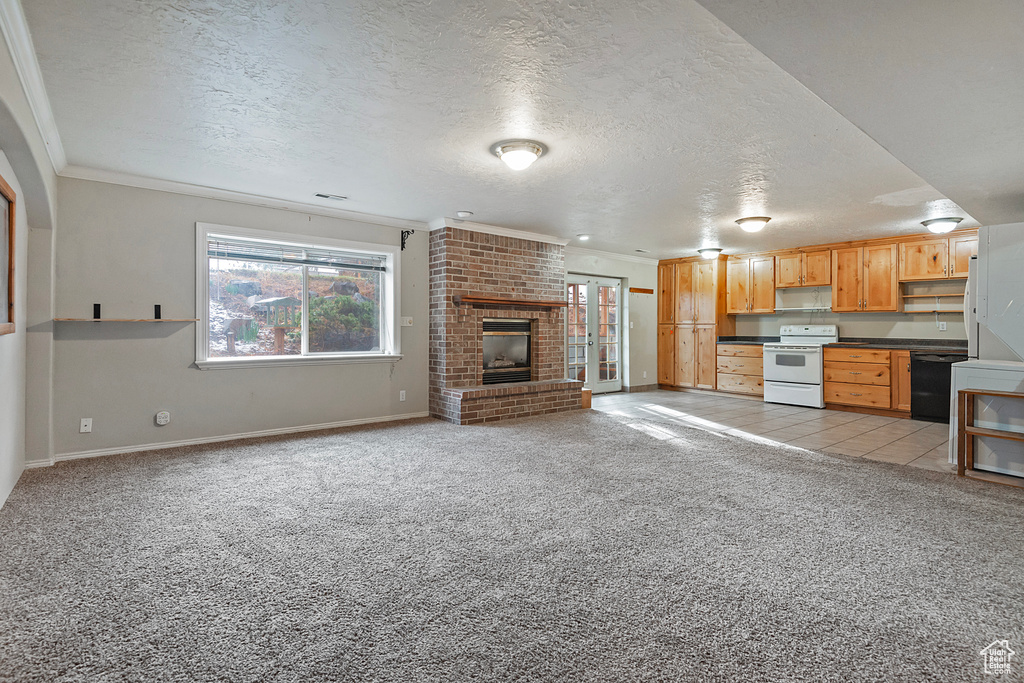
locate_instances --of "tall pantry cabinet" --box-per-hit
[657,257,734,389]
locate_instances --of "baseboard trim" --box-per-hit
[623,383,658,393]
[50,412,432,465]
[24,459,55,469]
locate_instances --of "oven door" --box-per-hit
[763,345,823,384]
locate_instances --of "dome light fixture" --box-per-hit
[456,210,474,218]
[577,234,590,241]
[491,140,546,171]
[736,216,771,233]
[698,247,723,259]
[922,217,963,234]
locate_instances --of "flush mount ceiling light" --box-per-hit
[576,234,590,241]
[456,210,474,218]
[490,140,546,171]
[922,217,963,234]
[698,247,723,259]
[735,216,771,233]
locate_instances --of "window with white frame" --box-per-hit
[196,223,399,368]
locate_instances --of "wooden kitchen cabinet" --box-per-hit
[716,344,764,396]
[674,324,717,389]
[899,234,979,281]
[891,350,912,412]
[831,245,898,312]
[657,324,675,384]
[775,249,830,288]
[727,256,774,313]
[657,263,675,323]
[949,234,978,278]
[657,256,733,389]
[823,347,892,409]
[900,239,948,281]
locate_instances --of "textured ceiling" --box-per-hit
[695,0,1024,228]
[22,0,981,258]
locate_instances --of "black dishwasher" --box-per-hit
[910,352,968,423]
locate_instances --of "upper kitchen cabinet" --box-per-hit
[899,232,979,281]
[775,249,830,288]
[727,256,775,314]
[832,244,898,312]
[899,239,948,281]
[949,234,979,278]
[657,263,675,324]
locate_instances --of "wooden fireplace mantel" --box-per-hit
[452,295,568,309]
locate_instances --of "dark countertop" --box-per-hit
[718,336,968,353]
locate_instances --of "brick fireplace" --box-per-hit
[428,223,583,424]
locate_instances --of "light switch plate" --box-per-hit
[401,316,413,327]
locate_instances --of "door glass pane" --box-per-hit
[597,285,620,384]
[567,283,587,382]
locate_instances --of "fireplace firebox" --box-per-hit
[482,319,532,384]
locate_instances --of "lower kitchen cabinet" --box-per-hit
[891,350,912,412]
[657,325,675,384]
[674,324,717,389]
[716,344,764,396]
[823,348,892,409]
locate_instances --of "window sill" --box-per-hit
[195,353,403,370]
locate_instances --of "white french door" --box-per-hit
[566,275,623,394]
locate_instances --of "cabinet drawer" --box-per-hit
[717,344,763,358]
[717,373,764,396]
[824,382,891,408]
[717,357,763,376]
[823,348,890,364]
[823,361,890,386]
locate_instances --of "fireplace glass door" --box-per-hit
[567,275,622,394]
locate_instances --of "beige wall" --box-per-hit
[564,247,658,388]
[47,177,429,460]
[0,151,27,503]
[735,311,967,340]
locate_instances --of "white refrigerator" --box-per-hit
[950,223,1024,475]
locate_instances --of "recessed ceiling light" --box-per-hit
[736,216,771,233]
[577,234,590,241]
[921,217,963,234]
[314,193,348,201]
[490,140,546,170]
[456,210,474,218]
[698,247,723,259]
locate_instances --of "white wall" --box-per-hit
[46,177,428,460]
[0,150,27,503]
[564,247,658,389]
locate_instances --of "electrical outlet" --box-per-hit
[630,321,634,329]
[939,322,947,331]
[80,418,92,434]
[155,411,170,426]
[400,390,406,401]
[643,371,647,379]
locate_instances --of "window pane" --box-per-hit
[209,259,302,357]
[308,267,382,353]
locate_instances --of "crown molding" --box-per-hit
[60,164,427,231]
[0,0,67,172]
[428,217,570,246]
[564,245,659,265]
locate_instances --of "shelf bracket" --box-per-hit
[401,229,414,251]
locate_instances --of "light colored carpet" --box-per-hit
[1,410,1023,682]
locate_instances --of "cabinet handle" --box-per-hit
[849,355,862,358]
[851,392,862,397]
[849,371,861,375]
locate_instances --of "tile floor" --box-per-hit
[592,390,953,473]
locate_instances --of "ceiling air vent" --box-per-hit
[315,193,348,201]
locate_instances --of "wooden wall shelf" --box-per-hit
[54,318,199,323]
[452,295,567,309]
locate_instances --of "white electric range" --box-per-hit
[762,325,839,409]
